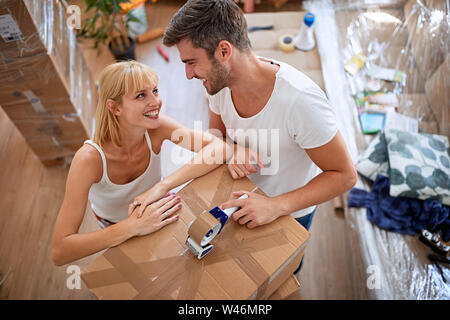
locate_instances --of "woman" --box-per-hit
[51,61,231,266]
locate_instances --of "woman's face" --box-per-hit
[115,84,162,130]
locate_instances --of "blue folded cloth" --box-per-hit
[348,175,450,241]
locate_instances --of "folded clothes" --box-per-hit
[348,175,450,241]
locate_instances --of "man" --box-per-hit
[163,0,357,273]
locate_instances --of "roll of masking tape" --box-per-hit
[188,211,222,247]
[279,34,295,53]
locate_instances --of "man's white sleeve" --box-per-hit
[287,86,338,149]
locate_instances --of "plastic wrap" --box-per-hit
[0,0,53,62]
[304,0,449,299]
[0,0,97,164]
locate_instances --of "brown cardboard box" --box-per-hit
[0,53,70,106]
[0,0,73,86]
[372,45,426,93]
[0,0,49,62]
[50,0,72,89]
[398,93,435,122]
[0,0,97,164]
[335,9,408,49]
[267,275,300,300]
[397,93,439,134]
[404,0,448,79]
[81,165,310,300]
[1,97,88,161]
[425,54,450,137]
[0,52,96,163]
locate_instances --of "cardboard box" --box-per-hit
[398,94,435,122]
[0,0,71,65]
[0,0,97,164]
[81,165,310,300]
[267,275,300,300]
[1,100,87,162]
[404,0,447,79]
[0,0,49,62]
[50,0,73,89]
[425,54,450,137]
[335,10,408,48]
[0,53,69,107]
[0,52,97,163]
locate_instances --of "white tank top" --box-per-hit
[84,131,161,223]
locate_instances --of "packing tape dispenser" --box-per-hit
[185,194,249,259]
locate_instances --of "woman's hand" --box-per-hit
[228,144,264,179]
[126,194,182,237]
[128,183,172,218]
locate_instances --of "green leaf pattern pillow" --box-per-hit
[355,132,389,181]
[384,129,450,205]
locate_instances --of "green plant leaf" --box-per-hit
[77,0,134,54]
[84,0,97,12]
[127,11,142,24]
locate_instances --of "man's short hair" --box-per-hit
[163,0,251,58]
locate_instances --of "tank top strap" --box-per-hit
[144,130,155,155]
[84,140,108,181]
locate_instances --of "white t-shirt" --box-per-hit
[207,58,338,218]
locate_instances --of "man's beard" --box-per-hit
[206,58,230,95]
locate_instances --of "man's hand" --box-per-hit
[220,190,285,228]
[228,144,264,179]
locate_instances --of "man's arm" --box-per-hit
[209,110,226,138]
[275,130,357,214]
[221,131,357,228]
[209,110,263,179]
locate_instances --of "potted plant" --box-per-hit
[76,0,147,61]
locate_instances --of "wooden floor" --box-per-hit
[0,0,362,299]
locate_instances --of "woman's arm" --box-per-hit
[134,115,233,216]
[51,146,180,266]
[159,114,233,188]
[51,146,131,265]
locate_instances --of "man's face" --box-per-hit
[177,38,230,95]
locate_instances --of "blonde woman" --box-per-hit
[51,61,231,266]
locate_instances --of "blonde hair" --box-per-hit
[93,60,158,148]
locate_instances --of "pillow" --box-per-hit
[355,132,389,181]
[385,128,450,205]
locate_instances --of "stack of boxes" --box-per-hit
[0,0,97,165]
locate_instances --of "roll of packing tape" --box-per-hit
[279,34,295,53]
[188,211,222,247]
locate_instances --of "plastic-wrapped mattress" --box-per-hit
[304,0,449,299]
